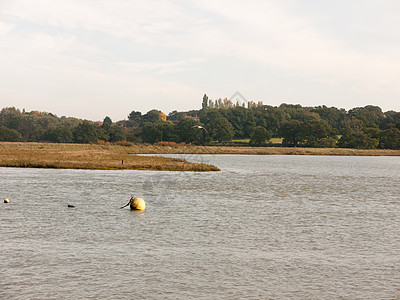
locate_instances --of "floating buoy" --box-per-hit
[4,198,9,203]
[120,195,146,211]
[130,197,146,211]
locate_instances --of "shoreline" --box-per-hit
[1,142,399,171]
[125,143,400,156]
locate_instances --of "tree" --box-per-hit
[128,111,142,121]
[108,126,126,142]
[176,118,203,144]
[141,122,160,143]
[0,125,22,141]
[0,107,22,130]
[300,120,337,147]
[348,105,385,128]
[159,111,167,122]
[337,128,378,149]
[311,105,346,131]
[42,127,73,143]
[378,128,400,149]
[142,109,166,124]
[73,121,98,144]
[337,117,379,149]
[249,126,272,146]
[262,106,289,136]
[127,111,142,128]
[102,116,112,129]
[279,120,304,146]
[382,111,400,130]
[206,115,234,143]
[141,122,176,143]
[202,94,208,110]
[225,106,256,139]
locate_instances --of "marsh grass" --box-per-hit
[124,143,400,156]
[1,142,399,172]
[0,142,220,171]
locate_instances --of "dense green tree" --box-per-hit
[0,107,22,130]
[127,111,142,127]
[249,126,272,146]
[176,118,204,144]
[102,116,112,128]
[202,94,208,110]
[18,115,43,141]
[73,121,98,144]
[59,116,81,130]
[0,125,22,141]
[382,111,400,130]
[142,109,165,124]
[263,106,290,136]
[337,128,378,149]
[141,123,159,143]
[205,115,234,143]
[226,106,248,139]
[348,105,385,128]
[108,126,126,142]
[42,127,73,143]
[300,120,337,147]
[337,117,378,149]
[126,128,142,142]
[161,122,178,142]
[279,104,320,122]
[311,106,346,131]
[279,120,304,146]
[141,122,176,143]
[378,128,400,149]
[167,110,181,121]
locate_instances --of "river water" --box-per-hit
[1,155,399,299]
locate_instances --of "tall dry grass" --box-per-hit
[0,142,220,171]
[1,142,399,172]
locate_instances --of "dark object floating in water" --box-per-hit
[67,204,75,208]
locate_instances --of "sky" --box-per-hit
[1,0,400,121]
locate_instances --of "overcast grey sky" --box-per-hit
[1,0,400,121]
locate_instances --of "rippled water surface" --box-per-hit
[1,155,400,299]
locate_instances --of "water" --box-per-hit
[1,155,400,299]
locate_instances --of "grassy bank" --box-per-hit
[0,142,220,171]
[124,142,400,156]
[1,142,399,172]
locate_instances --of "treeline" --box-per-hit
[1,94,400,149]
[0,108,127,144]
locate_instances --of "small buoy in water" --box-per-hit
[67,204,75,208]
[130,197,145,211]
[4,198,9,203]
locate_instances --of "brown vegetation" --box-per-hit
[1,142,399,172]
[125,143,400,156]
[0,142,220,171]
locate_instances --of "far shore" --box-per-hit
[127,143,400,156]
[0,142,399,172]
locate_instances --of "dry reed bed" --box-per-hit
[0,142,220,171]
[127,143,400,156]
[1,142,399,172]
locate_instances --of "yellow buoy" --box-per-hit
[130,197,146,211]
[4,198,9,203]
